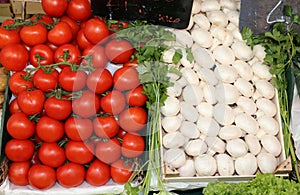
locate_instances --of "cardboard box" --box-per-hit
[0,3,13,17]
[10,0,44,19]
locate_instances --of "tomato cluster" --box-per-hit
[0,0,148,190]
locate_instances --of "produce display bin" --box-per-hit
[9,0,44,19]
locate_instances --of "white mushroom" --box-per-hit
[202,85,218,105]
[193,13,210,31]
[161,97,181,116]
[200,0,220,12]
[206,10,229,27]
[220,0,239,11]
[260,135,282,157]
[253,44,266,62]
[178,159,196,177]
[245,134,261,155]
[213,103,235,126]
[181,101,199,122]
[234,78,254,98]
[235,113,259,134]
[231,41,253,61]
[162,115,182,133]
[163,132,186,149]
[255,79,275,99]
[232,60,254,81]
[182,84,203,105]
[226,138,248,158]
[164,148,186,168]
[215,154,234,176]
[184,139,208,156]
[180,121,200,139]
[257,151,278,173]
[215,83,240,104]
[214,64,238,83]
[181,67,200,85]
[191,0,201,14]
[172,29,194,48]
[205,136,226,154]
[195,67,218,86]
[236,96,257,115]
[197,116,220,137]
[257,116,280,135]
[218,125,243,140]
[256,98,277,117]
[191,28,213,48]
[167,81,183,97]
[196,102,213,118]
[194,154,217,176]
[251,62,273,81]
[213,45,235,65]
[226,11,240,26]
[235,153,257,175]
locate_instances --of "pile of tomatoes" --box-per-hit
[0,0,148,190]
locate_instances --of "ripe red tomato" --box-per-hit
[121,133,145,158]
[67,0,92,22]
[36,116,64,142]
[28,164,56,190]
[56,162,86,188]
[33,68,59,92]
[0,27,20,49]
[0,43,28,71]
[118,107,147,132]
[65,141,94,164]
[95,138,121,164]
[58,66,87,92]
[126,85,148,106]
[42,0,68,18]
[110,159,133,184]
[124,58,139,67]
[86,68,113,94]
[100,90,126,114]
[83,17,109,44]
[54,43,81,65]
[72,90,100,118]
[76,29,93,50]
[108,21,129,33]
[93,116,120,138]
[116,128,127,139]
[38,142,66,168]
[82,45,108,68]
[9,98,21,115]
[113,66,140,91]
[5,139,34,162]
[7,112,35,139]
[65,117,93,141]
[8,161,31,186]
[20,24,48,46]
[44,96,72,120]
[29,44,54,67]
[30,14,54,25]
[86,159,110,186]
[60,16,80,40]
[9,71,33,96]
[48,21,73,46]
[105,39,134,64]
[17,89,45,115]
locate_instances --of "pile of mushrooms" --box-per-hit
[161,0,284,177]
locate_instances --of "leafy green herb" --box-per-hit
[203,173,300,195]
[242,6,300,180]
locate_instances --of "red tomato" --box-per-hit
[60,16,80,40]
[110,159,133,184]
[17,89,45,115]
[44,96,72,120]
[86,159,110,186]
[58,66,87,92]
[33,68,59,92]
[30,14,54,25]
[9,71,33,96]
[56,162,86,188]
[118,107,147,132]
[83,17,109,44]
[123,58,139,67]
[38,142,66,168]
[82,45,108,68]
[5,139,34,162]
[67,0,92,22]
[95,138,121,164]
[126,85,148,106]
[48,21,73,46]
[105,39,133,64]
[0,43,28,71]
[41,0,68,18]
[108,21,130,33]
[76,29,93,50]
[20,24,48,46]
[36,116,64,142]
[9,98,21,115]
[113,66,140,91]
[29,44,54,67]
[28,164,56,190]
[8,161,31,186]
[116,128,127,139]
[121,133,145,158]
[72,90,100,118]
[100,90,126,114]
[93,116,120,138]
[54,43,81,65]
[1,19,19,31]
[65,141,94,164]
[86,68,113,94]
[0,27,20,49]
[65,117,93,141]
[7,112,35,139]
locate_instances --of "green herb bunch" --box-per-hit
[242,6,300,180]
